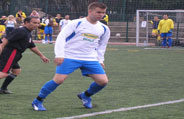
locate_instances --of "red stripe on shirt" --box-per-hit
[2,49,17,73]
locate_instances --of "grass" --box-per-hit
[0,44,184,119]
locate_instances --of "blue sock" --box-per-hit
[45,35,48,41]
[162,38,167,47]
[168,38,172,47]
[49,34,52,42]
[85,82,106,97]
[38,80,59,99]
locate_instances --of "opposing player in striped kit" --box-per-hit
[0,16,49,94]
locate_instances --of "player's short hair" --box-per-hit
[88,2,107,10]
[24,16,39,23]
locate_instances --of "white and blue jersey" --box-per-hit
[59,19,71,31]
[55,17,110,63]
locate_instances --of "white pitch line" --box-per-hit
[55,98,184,119]
[24,51,54,54]
[144,48,184,50]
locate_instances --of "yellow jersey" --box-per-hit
[157,19,174,33]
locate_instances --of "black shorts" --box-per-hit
[0,47,22,73]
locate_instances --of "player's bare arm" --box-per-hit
[0,38,8,54]
[30,47,50,63]
[54,57,64,66]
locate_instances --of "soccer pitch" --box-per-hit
[0,44,184,119]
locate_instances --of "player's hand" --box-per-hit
[168,29,172,33]
[54,58,64,66]
[40,55,50,63]
[0,46,2,55]
[100,63,105,69]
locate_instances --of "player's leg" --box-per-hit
[48,27,53,44]
[37,29,41,40]
[32,74,68,111]
[44,26,49,43]
[161,33,167,48]
[0,48,21,94]
[32,58,81,111]
[78,61,108,109]
[167,33,173,48]
[0,64,21,94]
[0,72,8,79]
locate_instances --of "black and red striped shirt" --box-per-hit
[5,27,35,53]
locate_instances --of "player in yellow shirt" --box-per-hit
[150,16,160,42]
[0,16,7,39]
[158,14,174,48]
[100,14,108,25]
[37,22,46,42]
[16,10,27,23]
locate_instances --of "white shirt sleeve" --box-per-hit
[45,19,49,26]
[54,20,76,58]
[96,26,110,63]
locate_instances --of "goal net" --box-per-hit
[136,10,184,46]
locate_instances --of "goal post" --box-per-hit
[136,10,184,46]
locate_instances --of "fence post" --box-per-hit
[45,0,48,15]
[176,22,180,45]
[122,0,126,22]
[126,20,129,42]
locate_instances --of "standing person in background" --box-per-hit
[5,15,17,36]
[150,16,160,45]
[44,16,53,44]
[38,22,46,42]
[0,16,7,39]
[158,14,174,48]
[100,14,108,25]
[16,10,26,23]
[0,16,49,94]
[30,10,40,18]
[55,14,63,26]
[32,2,110,111]
[59,15,71,31]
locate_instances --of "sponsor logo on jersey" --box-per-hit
[82,33,98,42]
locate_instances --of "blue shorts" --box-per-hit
[44,26,53,34]
[161,33,172,37]
[56,58,105,76]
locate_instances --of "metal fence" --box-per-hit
[1,0,184,21]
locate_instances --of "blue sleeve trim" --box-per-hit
[76,21,82,28]
[66,32,75,42]
[65,21,82,42]
[100,25,106,38]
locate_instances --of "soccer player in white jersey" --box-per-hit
[32,2,110,111]
[59,15,71,31]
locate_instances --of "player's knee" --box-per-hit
[11,68,21,76]
[98,78,108,86]
[0,72,8,79]
[53,74,67,84]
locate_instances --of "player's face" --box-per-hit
[28,18,40,31]
[89,7,106,22]
[154,16,158,21]
[163,15,168,20]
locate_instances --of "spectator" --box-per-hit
[100,14,109,25]
[150,16,160,45]
[59,15,71,31]
[44,15,53,44]
[55,14,63,25]
[38,22,46,42]
[5,15,17,36]
[30,10,40,18]
[16,10,26,23]
[0,16,6,38]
